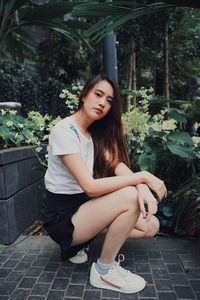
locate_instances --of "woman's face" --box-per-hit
[82,80,114,121]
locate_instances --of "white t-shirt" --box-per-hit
[45,116,94,194]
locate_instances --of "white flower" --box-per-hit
[35,146,42,152]
[18,123,24,128]
[10,110,17,115]
[6,120,13,127]
[1,109,6,115]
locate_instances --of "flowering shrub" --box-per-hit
[59,82,83,113]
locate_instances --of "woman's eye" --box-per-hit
[95,93,101,97]
[107,99,113,104]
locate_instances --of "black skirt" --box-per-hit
[41,190,94,260]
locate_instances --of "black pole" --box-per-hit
[102,0,118,84]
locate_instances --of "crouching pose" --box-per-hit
[42,74,167,294]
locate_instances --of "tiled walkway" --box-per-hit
[0,234,200,300]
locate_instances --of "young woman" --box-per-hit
[42,74,167,294]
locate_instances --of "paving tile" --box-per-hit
[0,255,10,263]
[149,259,166,268]
[187,268,200,279]
[18,277,37,288]
[51,278,69,290]
[37,251,52,259]
[32,258,48,267]
[152,268,169,280]
[31,283,51,296]
[7,271,25,282]
[27,296,45,300]
[154,279,173,291]
[47,290,65,300]
[135,263,151,273]
[38,271,56,283]
[101,289,119,298]
[169,273,189,285]
[44,262,60,272]
[2,259,19,268]
[120,293,139,300]
[148,250,162,259]
[162,254,178,263]
[158,291,177,299]
[0,268,12,278]
[143,273,154,285]
[196,293,200,300]
[65,298,82,300]
[120,259,135,270]
[1,248,15,255]
[83,290,101,300]
[21,254,37,263]
[10,288,31,300]
[139,284,157,298]
[56,267,73,278]
[134,255,148,263]
[0,281,18,295]
[26,267,43,277]
[49,255,61,262]
[10,252,25,259]
[14,262,32,272]
[70,273,88,284]
[66,284,84,297]
[190,279,200,291]
[74,263,89,273]
[173,285,196,299]
[166,263,184,273]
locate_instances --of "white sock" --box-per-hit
[95,258,115,275]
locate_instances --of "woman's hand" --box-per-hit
[142,171,167,201]
[137,183,158,221]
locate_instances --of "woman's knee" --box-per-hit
[145,216,160,237]
[119,186,137,204]
[118,186,139,210]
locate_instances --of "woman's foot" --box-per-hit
[90,256,146,294]
[69,248,88,264]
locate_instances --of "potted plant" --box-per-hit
[0,109,59,244]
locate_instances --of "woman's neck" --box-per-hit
[71,111,92,136]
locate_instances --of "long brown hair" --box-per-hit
[77,74,129,178]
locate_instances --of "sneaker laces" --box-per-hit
[114,254,133,277]
[76,248,87,257]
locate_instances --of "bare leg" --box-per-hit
[71,186,140,263]
[101,214,160,239]
[128,214,160,238]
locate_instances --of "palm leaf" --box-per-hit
[81,3,173,42]
[19,19,93,52]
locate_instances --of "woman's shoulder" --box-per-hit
[53,116,72,131]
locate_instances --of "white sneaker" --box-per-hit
[90,255,146,294]
[68,249,88,264]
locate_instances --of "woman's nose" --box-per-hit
[98,98,106,107]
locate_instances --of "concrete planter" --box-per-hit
[0,146,45,244]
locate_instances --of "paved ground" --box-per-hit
[0,234,200,300]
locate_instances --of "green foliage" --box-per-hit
[59,82,83,114]
[0,61,67,117]
[0,0,92,62]
[0,109,59,150]
[122,87,200,236]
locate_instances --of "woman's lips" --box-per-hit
[94,108,103,114]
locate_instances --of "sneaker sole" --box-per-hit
[90,275,146,294]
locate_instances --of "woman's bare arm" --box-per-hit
[61,154,166,199]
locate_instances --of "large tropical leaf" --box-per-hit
[166,142,196,159]
[73,2,174,42]
[73,0,200,42]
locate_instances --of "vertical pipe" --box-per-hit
[102,0,118,84]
